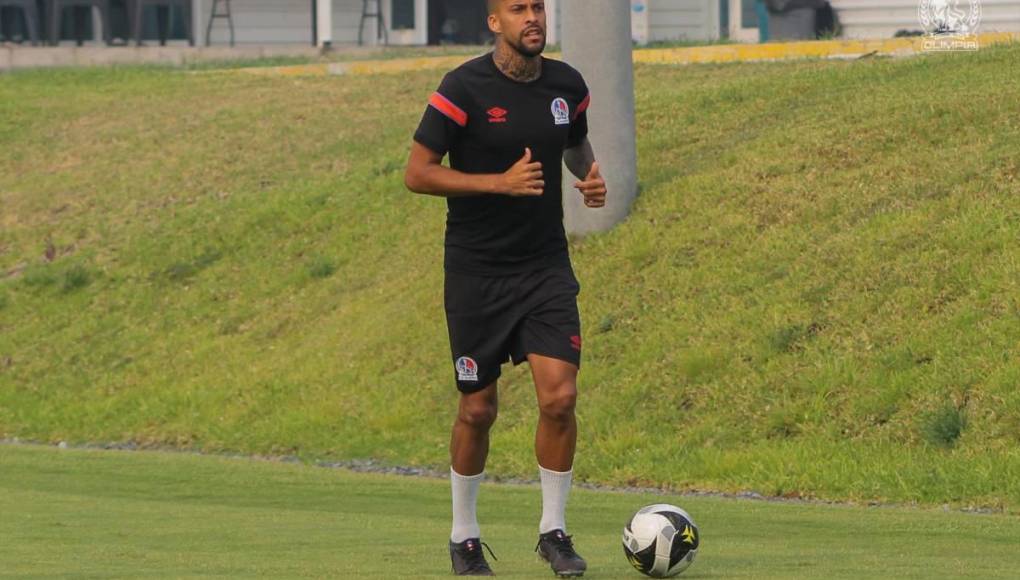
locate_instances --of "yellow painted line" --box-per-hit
[634,32,1020,65]
[229,63,331,76]
[227,53,540,77]
[222,32,1020,78]
[328,55,480,76]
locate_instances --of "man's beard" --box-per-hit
[511,28,546,57]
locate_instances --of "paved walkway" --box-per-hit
[0,44,323,72]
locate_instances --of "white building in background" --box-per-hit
[187,0,1019,47]
[830,0,1020,39]
[201,0,719,46]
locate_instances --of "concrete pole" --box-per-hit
[317,0,333,47]
[193,0,206,46]
[545,0,559,46]
[560,0,638,236]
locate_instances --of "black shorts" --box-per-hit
[444,264,582,393]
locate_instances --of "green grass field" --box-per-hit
[2,443,1019,579]
[2,44,1020,511]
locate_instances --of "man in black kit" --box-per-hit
[404,0,606,576]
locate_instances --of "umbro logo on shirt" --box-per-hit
[487,107,508,123]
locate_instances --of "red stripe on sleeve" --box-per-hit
[573,93,591,120]
[428,92,468,127]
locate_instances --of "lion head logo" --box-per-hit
[919,0,982,37]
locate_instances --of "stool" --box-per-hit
[204,0,231,46]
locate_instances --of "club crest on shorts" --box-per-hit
[551,97,570,125]
[456,356,479,381]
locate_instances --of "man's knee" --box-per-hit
[458,384,498,429]
[538,381,577,422]
[459,402,498,429]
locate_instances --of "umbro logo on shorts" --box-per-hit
[456,356,479,381]
[570,335,582,351]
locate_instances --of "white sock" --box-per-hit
[450,467,484,543]
[539,465,573,534]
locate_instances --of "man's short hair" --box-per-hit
[487,0,500,15]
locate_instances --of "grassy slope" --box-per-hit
[3,444,1020,579]
[2,45,1020,509]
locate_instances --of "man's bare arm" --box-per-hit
[404,142,544,198]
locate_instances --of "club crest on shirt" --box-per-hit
[456,356,479,381]
[551,97,570,125]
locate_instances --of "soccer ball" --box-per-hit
[622,504,700,577]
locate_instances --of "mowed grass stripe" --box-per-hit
[1,444,1019,579]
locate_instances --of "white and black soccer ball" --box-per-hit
[622,504,700,577]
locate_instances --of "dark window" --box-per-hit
[393,0,416,30]
[741,0,759,28]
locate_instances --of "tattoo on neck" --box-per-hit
[493,41,542,83]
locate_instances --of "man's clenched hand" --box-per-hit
[500,148,544,196]
[574,161,606,208]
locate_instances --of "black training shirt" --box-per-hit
[413,53,590,275]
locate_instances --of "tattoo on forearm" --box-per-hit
[564,140,596,180]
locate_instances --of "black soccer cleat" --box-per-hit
[449,537,497,576]
[535,529,587,577]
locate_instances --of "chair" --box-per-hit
[46,0,112,45]
[0,0,41,45]
[128,0,192,46]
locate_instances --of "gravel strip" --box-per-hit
[1,438,1005,515]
